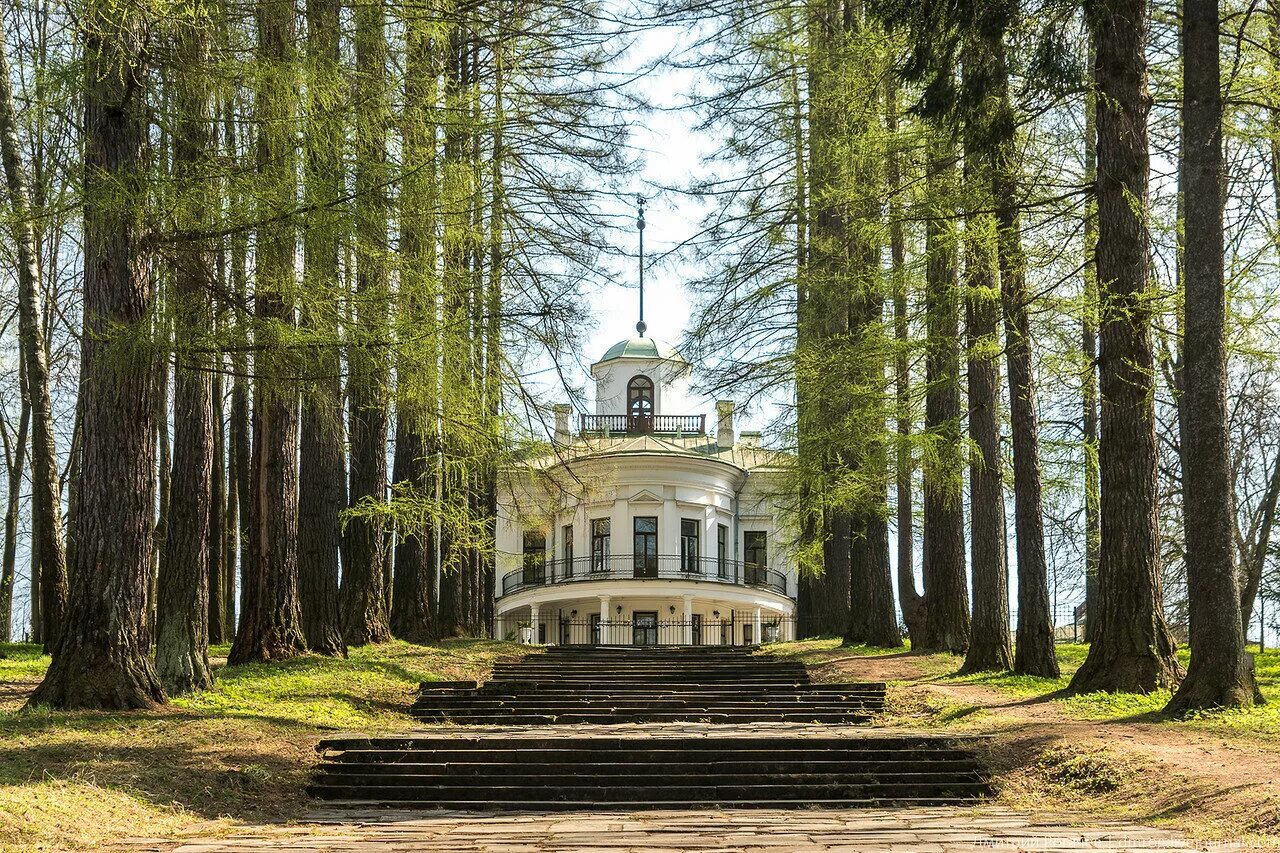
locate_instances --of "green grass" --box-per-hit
[0,638,528,852]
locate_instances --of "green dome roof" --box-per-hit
[596,337,686,364]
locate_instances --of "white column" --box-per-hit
[683,594,694,645]
[599,595,610,644]
[753,607,762,646]
[529,603,541,645]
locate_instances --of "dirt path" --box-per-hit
[814,652,1280,840]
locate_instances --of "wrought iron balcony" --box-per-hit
[499,554,789,599]
[579,413,706,436]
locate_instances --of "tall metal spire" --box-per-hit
[636,194,647,337]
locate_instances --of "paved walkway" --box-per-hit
[159,807,1231,852]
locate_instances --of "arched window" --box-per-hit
[627,375,654,417]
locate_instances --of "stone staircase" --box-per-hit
[310,645,992,810]
[308,733,991,809]
[408,645,886,724]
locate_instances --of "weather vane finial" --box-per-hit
[636,194,647,337]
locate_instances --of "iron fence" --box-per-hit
[579,413,707,436]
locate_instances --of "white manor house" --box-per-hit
[493,334,799,647]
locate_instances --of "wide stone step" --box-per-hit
[321,746,979,763]
[308,781,990,802]
[318,760,982,776]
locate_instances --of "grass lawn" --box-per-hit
[0,639,528,853]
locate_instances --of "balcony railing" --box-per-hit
[579,414,706,436]
[500,554,789,599]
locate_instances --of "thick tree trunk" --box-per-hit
[156,9,215,695]
[296,0,348,658]
[228,0,306,665]
[342,0,392,647]
[29,0,165,708]
[1165,0,1258,712]
[920,139,970,655]
[960,149,1012,674]
[1068,0,1181,694]
[0,22,68,652]
[390,420,436,641]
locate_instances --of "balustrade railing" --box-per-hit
[500,554,789,598]
[579,413,706,436]
[494,613,794,647]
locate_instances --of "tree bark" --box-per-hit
[960,138,1012,674]
[1165,0,1259,711]
[228,0,306,664]
[342,0,392,647]
[156,6,215,696]
[1068,0,1181,694]
[297,0,348,657]
[28,0,166,708]
[988,49,1058,678]
[208,368,227,645]
[920,137,970,655]
[1082,34,1102,642]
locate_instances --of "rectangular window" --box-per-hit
[562,524,574,577]
[633,516,658,577]
[717,524,729,578]
[591,518,610,572]
[522,530,547,585]
[680,519,701,573]
[744,531,767,585]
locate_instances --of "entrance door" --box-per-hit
[633,611,658,645]
[633,517,658,578]
[589,613,601,645]
[691,613,702,646]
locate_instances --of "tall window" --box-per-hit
[680,519,701,573]
[744,531,767,585]
[522,530,547,584]
[562,524,574,577]
[591,518,610,572]
[633,516,658,577]
[627,375,654,417]
[717,524,729,578]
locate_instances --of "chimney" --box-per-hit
[715,400,736,449]
[553,404,572,445]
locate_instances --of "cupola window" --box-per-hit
[627,375,654,418]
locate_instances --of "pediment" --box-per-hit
[627,489,665,505]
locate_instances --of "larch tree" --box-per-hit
[296,0,348,657]
[342,0,393,648]
[28,0,166,709]
[156,0,216,695]
[229,0,307,664]
[1067,0,1181,694]
[1164,0,1259,712]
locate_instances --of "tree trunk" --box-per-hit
[886,78,925,645]
[1082,34,1102,643]
[0,23,68,653]
[960,137,1012,674]
[342,0,392,647]
[390,419,436,641]
[0,377,30,643]
[1165,0,1258,711]
[208,368,226,645]
[920,137,970,655]
[1068,0,1181,694]
[228,0,306,665]
[988,49,1058,678]
[296,0,348,658]
[156,5,216,695]
[28,0,165,708]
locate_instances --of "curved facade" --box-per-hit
[494,338,797,646]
